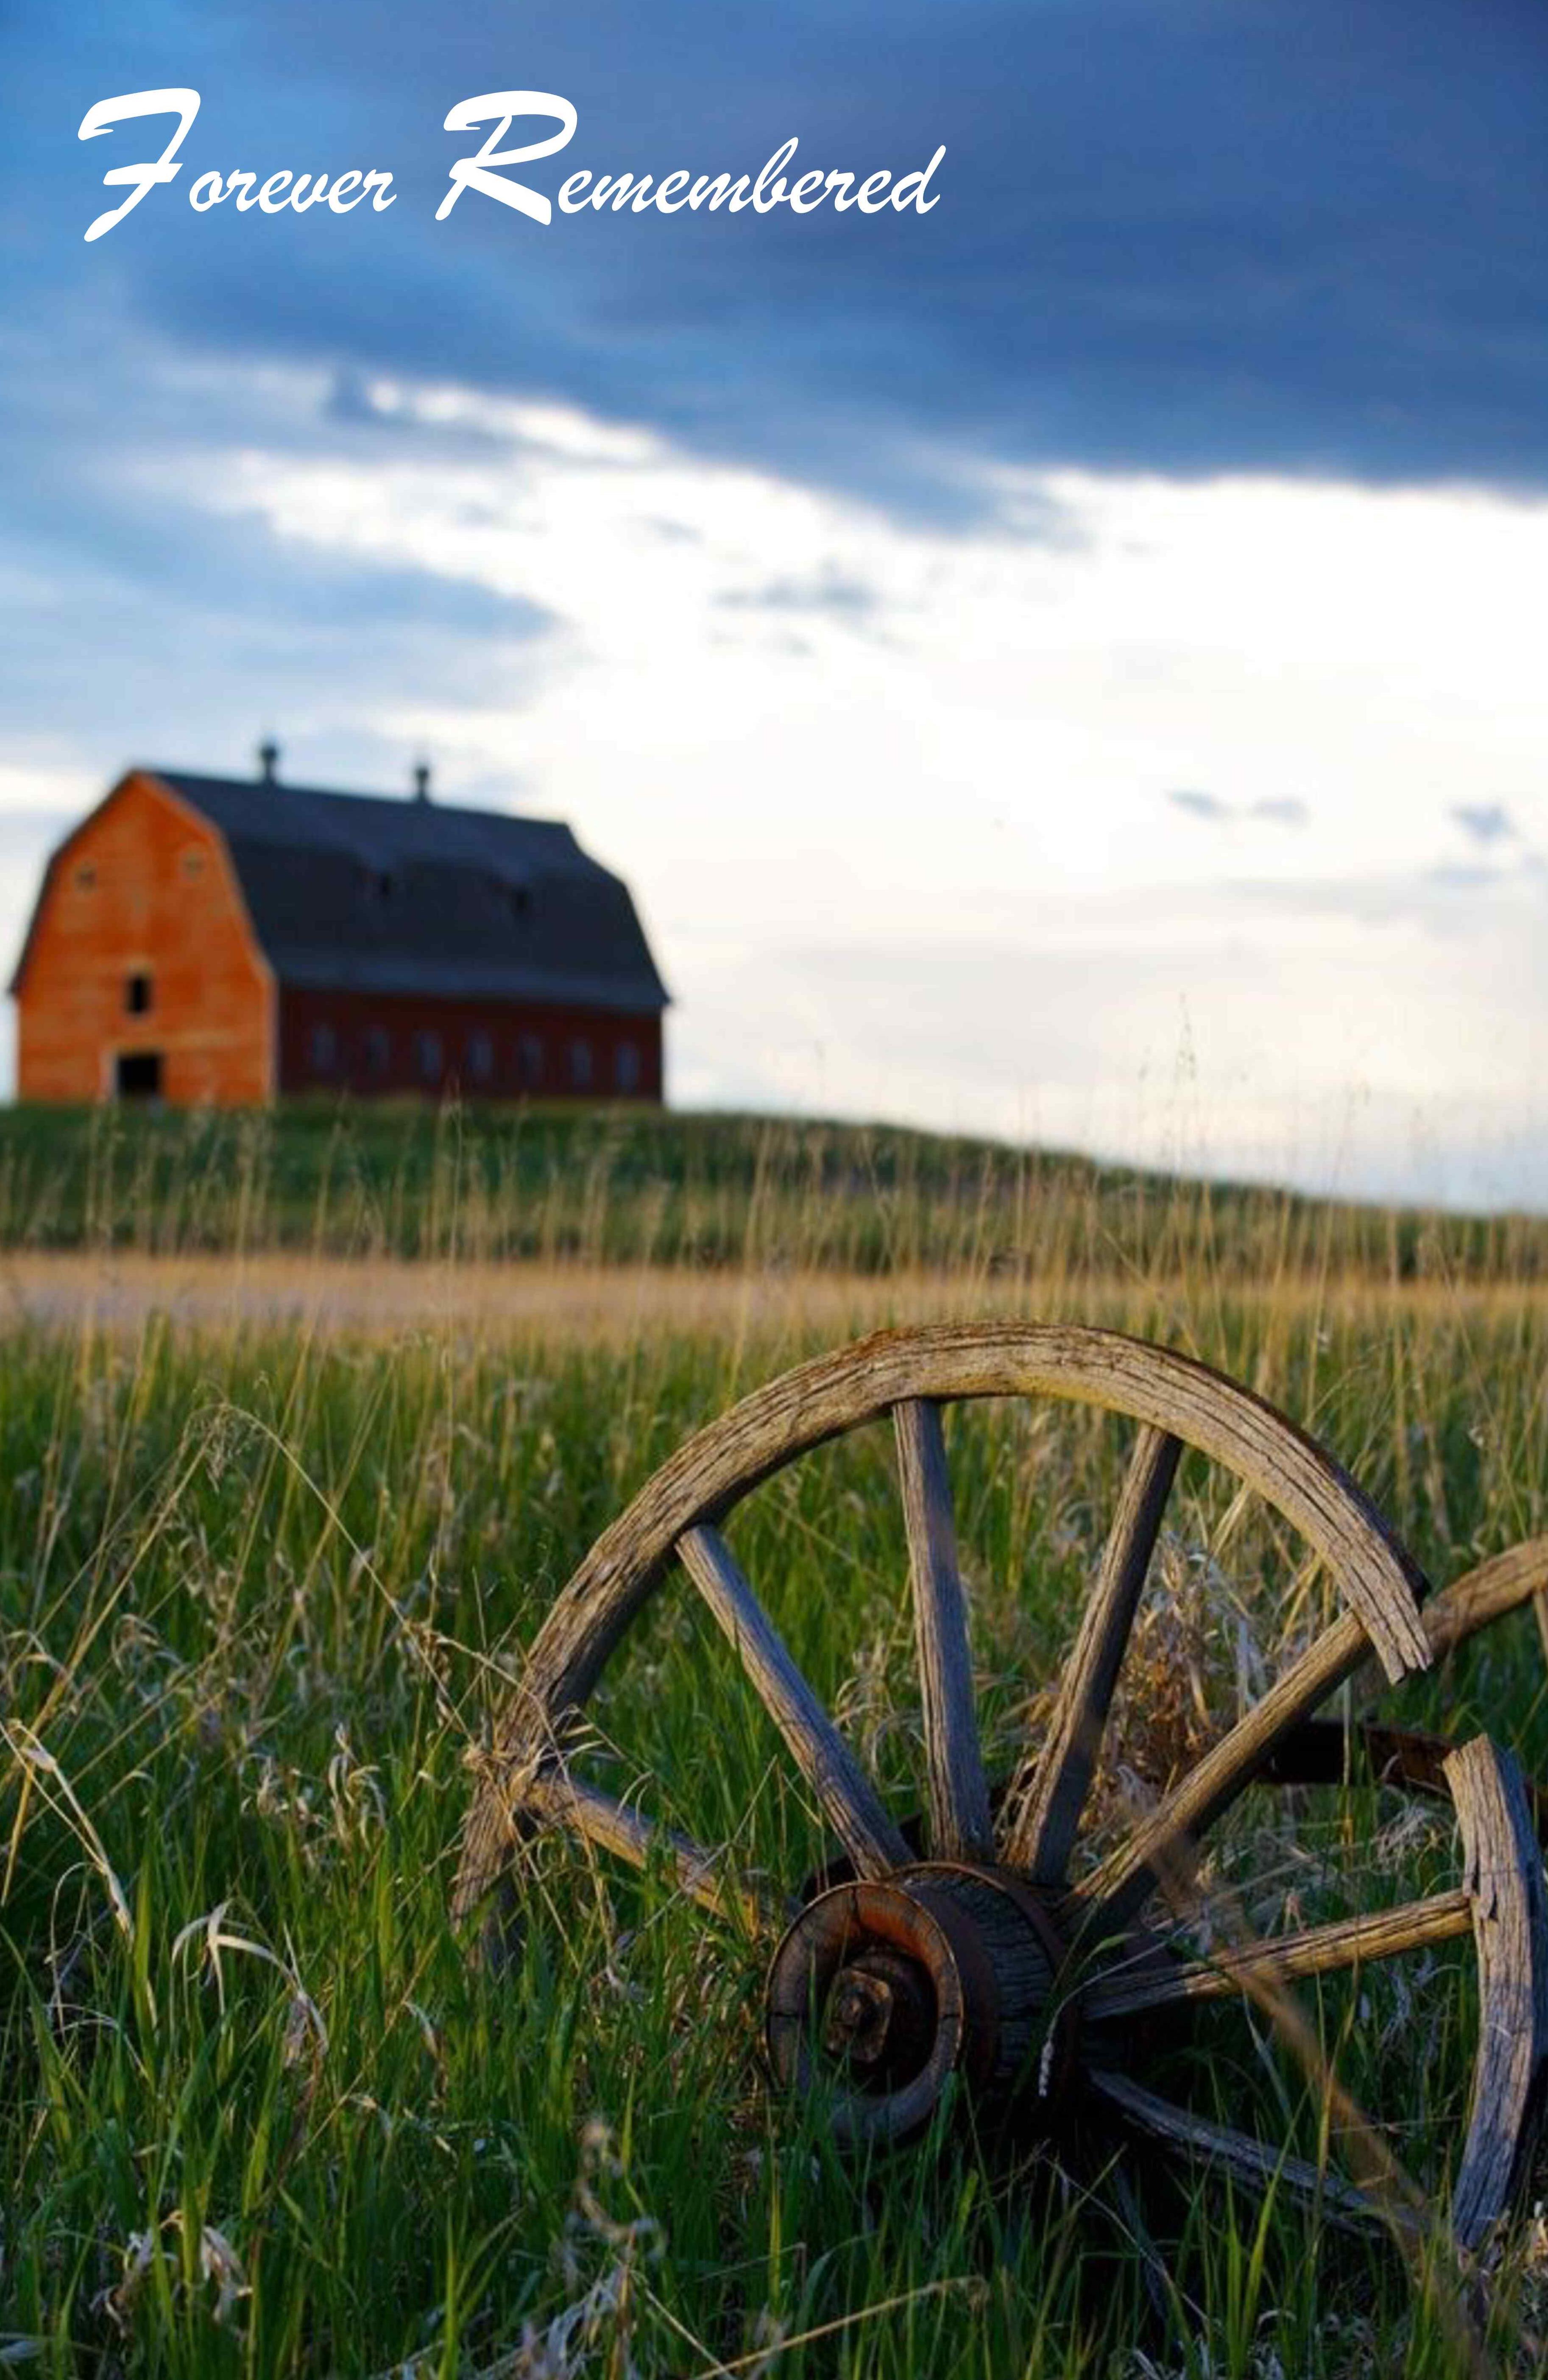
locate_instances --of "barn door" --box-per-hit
[115,1051,163,1098]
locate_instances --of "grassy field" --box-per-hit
[6,1099,1548,1282]
[4,1107,1548,2376]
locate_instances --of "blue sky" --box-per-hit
[4,2,1548,1203]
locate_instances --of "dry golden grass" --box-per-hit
[7,1247,1548,1351]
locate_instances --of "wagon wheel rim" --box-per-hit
[1078,1731,1548,2249]
[455,1321,1545,2244]
[457,1324,1428,1919]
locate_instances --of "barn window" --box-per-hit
[367,868,396,902]
[466,1029,494,1083]
[75,863,97,891]
[365,1026,390,1078]
[519,1033,544,1089]
[614,1041,641,1094]
[414,1029,443,1085]
[310,1023,338,1076]
[180,848,205,880]
[124,972,153,1016]
[569,1037,593,1090]
[508,885,530,920]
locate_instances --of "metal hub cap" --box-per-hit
[765,1864,1070,2145]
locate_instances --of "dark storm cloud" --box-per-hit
[9,0,1548,519]
[4,0,1546,798]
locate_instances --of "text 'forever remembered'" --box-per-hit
[77,90,946,240]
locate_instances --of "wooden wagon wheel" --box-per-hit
[456,1323,1548,2249]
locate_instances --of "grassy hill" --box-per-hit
[1,1098,1545,1281]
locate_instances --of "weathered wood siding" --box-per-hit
[278,986,663,1102]
[13,772,273,1104]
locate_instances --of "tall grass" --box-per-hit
[5,1101,1548,1282]
[3,1123,1548,2372]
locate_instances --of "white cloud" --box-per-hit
[10,369,1548,1207]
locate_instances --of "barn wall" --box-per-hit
[14,774,273,1105]
[278,985,663,1102]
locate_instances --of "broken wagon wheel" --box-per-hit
[1359,1534,1548,1693]
[455,1322,1548,2249]
[1337,1535,1548,1839]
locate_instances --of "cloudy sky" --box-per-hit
[4,1,1547,1205]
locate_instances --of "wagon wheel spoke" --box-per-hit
[1004,1423,1182,1883]
[1071,1607,1374,1941]
[677,1522,911,1880]
[1410,1535,1548,1670]
[1087,1738,1548,2253]
[520,1765,780,1932]
[893,1398,993,1862]
[1085,2069,1399,2234]
[1082,1889,1475,2023]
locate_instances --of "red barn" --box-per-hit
[8,756,669,1105]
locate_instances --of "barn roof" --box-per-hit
[150,768,669,1014]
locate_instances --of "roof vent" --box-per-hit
[257,739,280,786]
[412,760,432,803]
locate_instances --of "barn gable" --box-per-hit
[8,769,276,1104]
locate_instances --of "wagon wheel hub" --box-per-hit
[823,1948,931,2075]
[766,1863,1074,2144]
